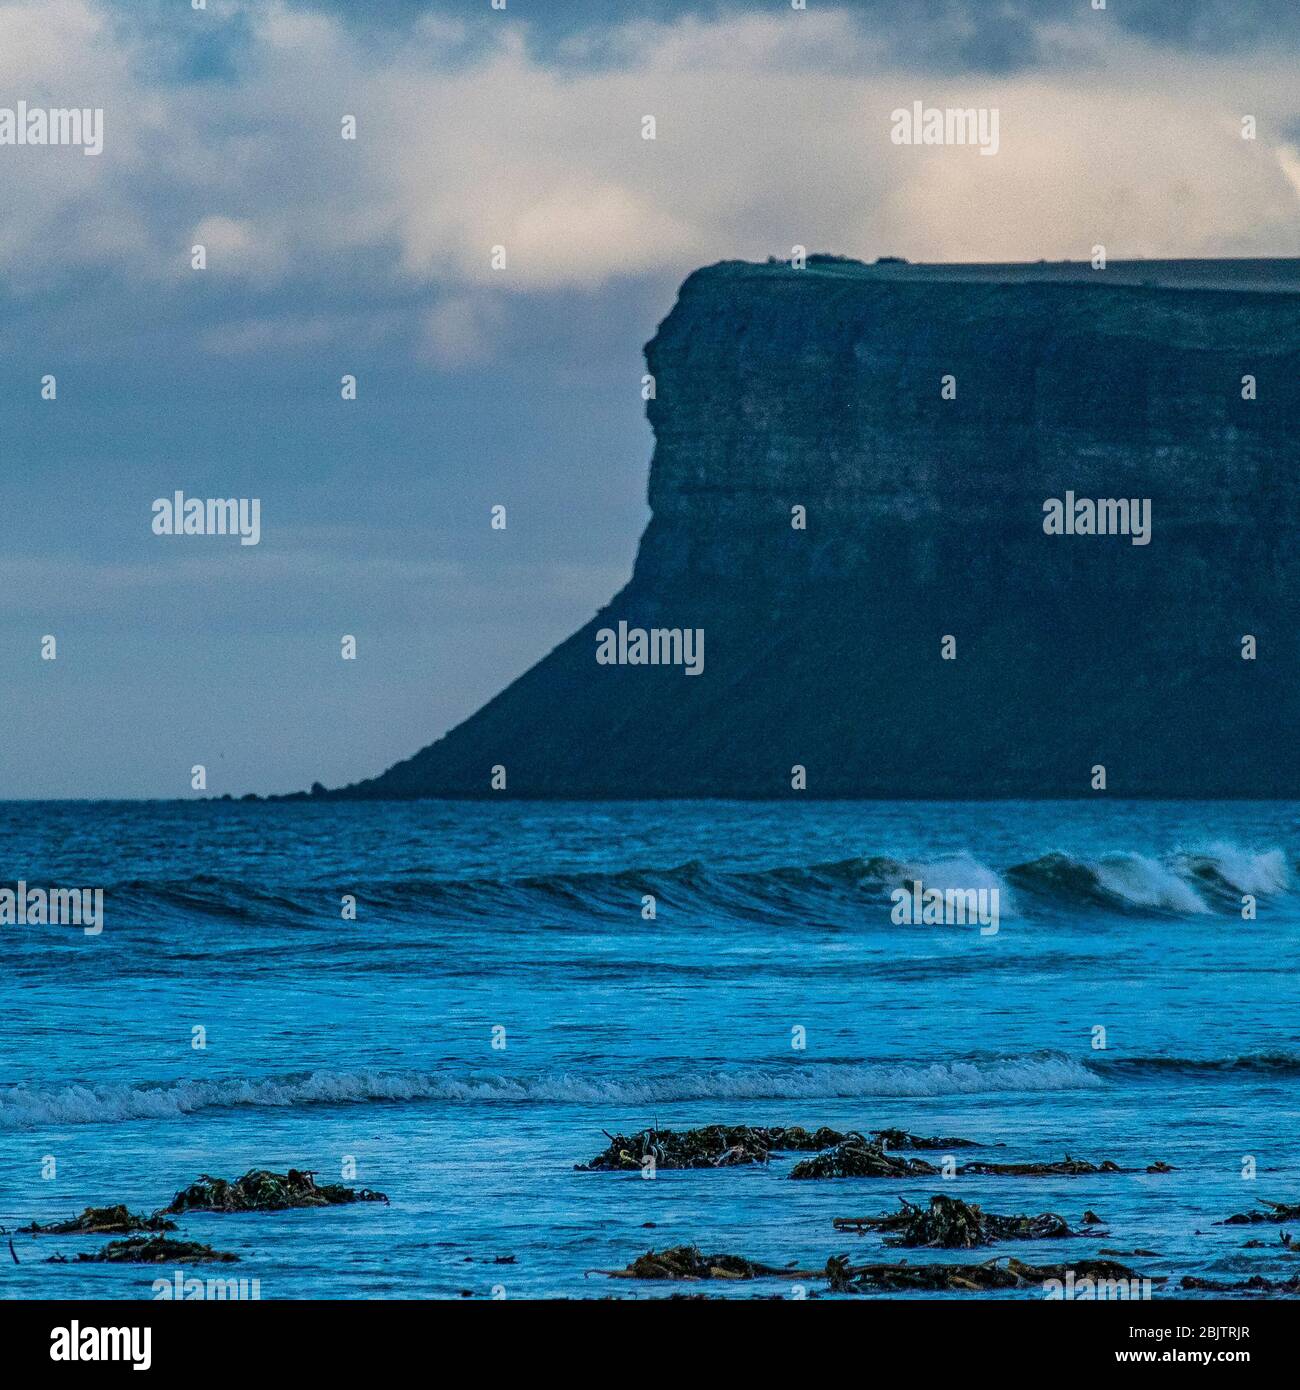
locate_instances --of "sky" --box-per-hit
[1,0,1298,798]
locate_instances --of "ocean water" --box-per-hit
[2,799,1298,1301]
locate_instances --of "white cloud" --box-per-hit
[188,215,287,280]
[1278,145,1300,201]
[0,1,1296,322]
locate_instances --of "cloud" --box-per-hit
[0,1,1297,349]
[257,1,1300,70]
[1278,146,1300,202]
[188,215,287,279]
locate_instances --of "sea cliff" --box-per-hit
[328,256,1300,798]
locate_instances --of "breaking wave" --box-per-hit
[1006,844,1288,914]
[83,843,1289,928]
[8,1048,1294,1129]
[0,1056,1102,1129]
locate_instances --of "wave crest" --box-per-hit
[84,842,1291,927]
[1007,845,1288,914]
[0,1056,1101,1129]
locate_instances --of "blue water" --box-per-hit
[2,800,1298,1299]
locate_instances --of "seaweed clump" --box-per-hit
[594,1243,1161,1295]
[50,1237,239,1265]
[22,1205,176,1236]
[791,1143,1150,1182]
[1219,1198,1300,1226]
[166,1168,388,1214]
[577,1124,847,1172]
[955,1154,1131,1177]
[833,1195,1075,1247]
[576,1124,979,1172]
[1182,1273,1300,1294]
[828,1255,1157,1294]
[790,1137,938,1180]
[767,1126,850,1151]
[598,1245,812,1280]
[872,1129,977,1151]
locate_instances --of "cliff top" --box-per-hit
[701,255,1300,294]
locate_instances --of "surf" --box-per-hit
[0,1056,1105,1129]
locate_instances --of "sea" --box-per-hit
[2,799,1297,1300]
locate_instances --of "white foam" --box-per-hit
[892,853,1017,918]
[1180,843,1290,896]
[1093,852,1211,913]
[0,1056,1101,1129]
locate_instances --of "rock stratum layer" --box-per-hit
[333,257,1300,798]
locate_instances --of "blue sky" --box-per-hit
[2,0,1298,797]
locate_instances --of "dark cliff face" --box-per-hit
[334,257,1300,799]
